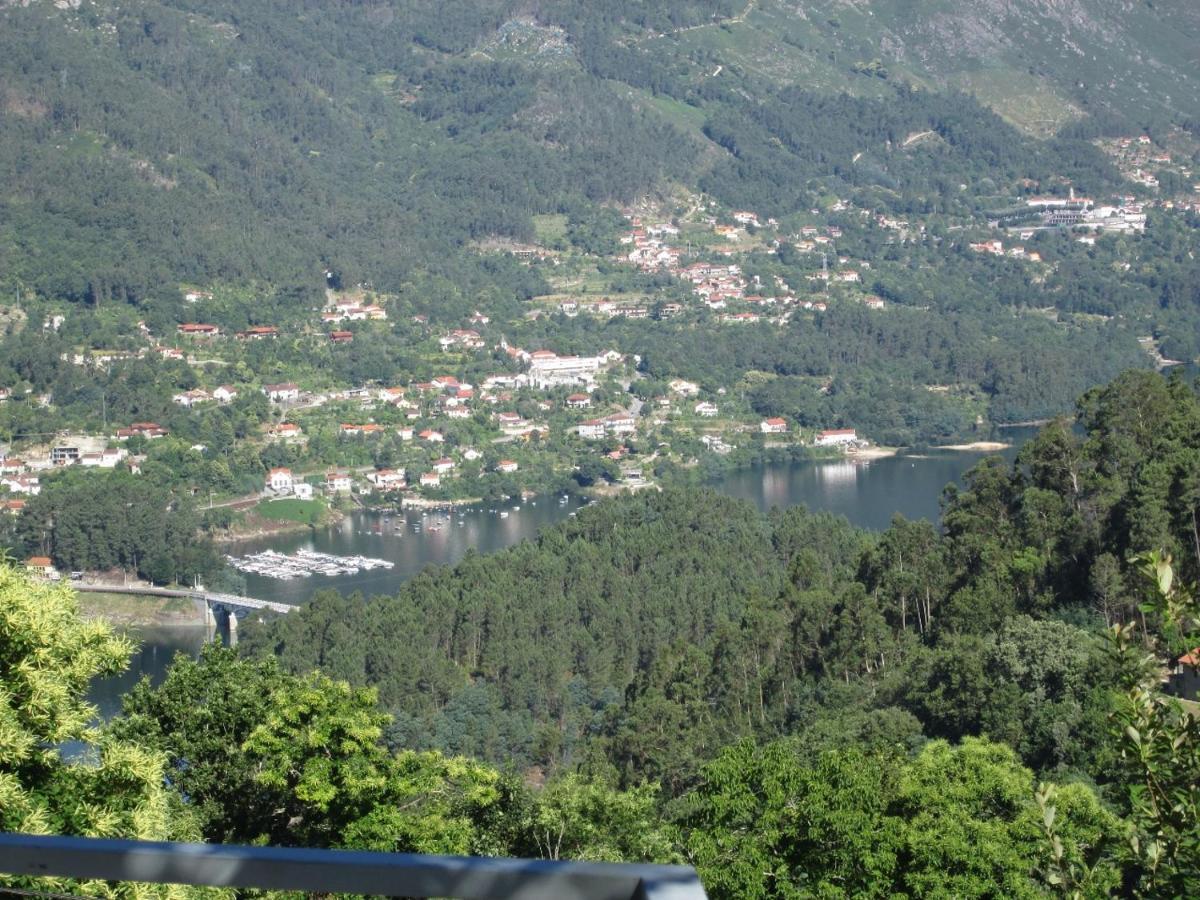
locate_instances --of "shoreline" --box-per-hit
[213,506,346,544]
[400,495,486,510]
[933,441,1012,452]
[846,445,900,460]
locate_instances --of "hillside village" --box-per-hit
[0,290,874,515]
[1,127,1198,533]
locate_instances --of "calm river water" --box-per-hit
[91,437,1031,715]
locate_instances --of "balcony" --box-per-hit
[0,834,707,899]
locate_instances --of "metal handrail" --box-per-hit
[0,834,707,900]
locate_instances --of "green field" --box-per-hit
[532,214,568,244]
[256,498,325,524]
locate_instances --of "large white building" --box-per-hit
[814,428,858,447]
[527,351,604,389]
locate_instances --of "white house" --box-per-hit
[694,402,719,417]
[324,470,352,493]
[2,475,40,495]
[669,379,700,397]
[268,423,303,442]
[267,467,294,494]
[264,383,300,403]
[760,418,788,434]
[496,460,519,473]
[173,389,211,408]
[577,419,607,440]
[419,472,441,488]
[213,385,239,404]
[368,468,406,489]
[605,413,636,435]
[527,351,603,388]
[432,457,455,474]
[293,482,314,501]
[496,412,527,433]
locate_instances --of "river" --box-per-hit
[90,437,1031,714]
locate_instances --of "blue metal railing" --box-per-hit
[0,834,707,900]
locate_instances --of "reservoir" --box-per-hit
[90,439,1028,715]
[236,440,1028,605]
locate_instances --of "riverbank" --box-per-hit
[77,591,206,628]
[847,445,901,460]
[401,495,485,509]
[934,441,1012,452]
[212,505,346,544]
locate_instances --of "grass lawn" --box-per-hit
[257,498,326,524]
[533,214,568,244]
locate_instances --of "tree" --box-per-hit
[860,513,947,635]
[1106,553,1200,896]
[678,738,904,898]
[0,562,217,899]
[231,673,395,848]
[111,645,291,845]
[527,774,675,864]
[113,645,526,856]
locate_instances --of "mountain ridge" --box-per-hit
[0,0,1195,306]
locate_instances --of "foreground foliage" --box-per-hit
[0,564,218,898]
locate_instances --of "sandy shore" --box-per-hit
[934,441,1011,452]
[846,446,900,460]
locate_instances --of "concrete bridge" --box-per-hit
[73,583,294,642]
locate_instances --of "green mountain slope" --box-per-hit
[0,0,1195,304]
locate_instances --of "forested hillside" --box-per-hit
[159,367,1200,895]
[1,0,1192,303]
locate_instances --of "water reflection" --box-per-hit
[719,445,1023,532]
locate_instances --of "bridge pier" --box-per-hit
[227,609,238,646]
[204,601,217,629]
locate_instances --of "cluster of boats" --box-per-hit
[226,549,394,580]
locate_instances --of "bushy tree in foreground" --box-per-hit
[0,561,218,899]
